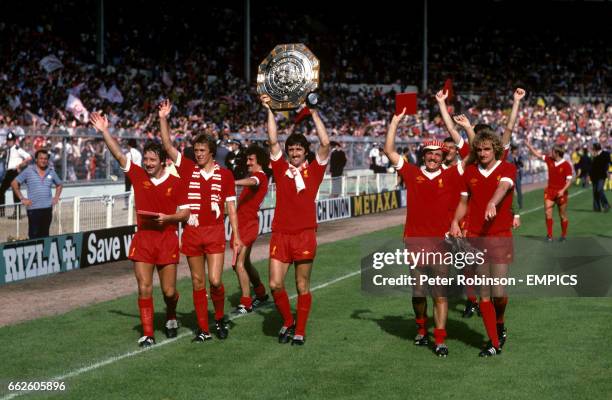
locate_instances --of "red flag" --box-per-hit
[443,78,454,102]
[294,106,311,124]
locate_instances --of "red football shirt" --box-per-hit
[124,159,188,232]
[175,153,236,226]
[397,158,462,237]
[237,170,269,223]
[543,155,573,191]
[460,160,516,235]
[271,152,327,234]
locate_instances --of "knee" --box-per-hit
[296,281,310,295]
[161,286,176,299]
[138,282,153,298]
[433,297,448,305]
[191,275,206,291]
[269,280,284,292]
[208,277,222,289]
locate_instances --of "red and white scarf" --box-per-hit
[285,160,308,193]
[187,162,222,227]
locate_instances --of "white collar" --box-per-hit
[477,160,502,178]
[150,171,170,186]
[420,166,442,180]
[554,159,565,167]
[200,169,215,180]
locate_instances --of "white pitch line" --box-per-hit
[519,189,586,216]
[1,270,362,400]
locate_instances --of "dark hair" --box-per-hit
[473,123,491,135]
[552,145,565,158]
[127,139,138,148]
[143,141,167,162]
[593,143,602,151]
[192,133,217,156]
[443,137,455,144]
[245,144,269,168]
[285,133,310,153]
[35,149,49,159]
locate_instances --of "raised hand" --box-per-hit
[514,88,526,102]
[435,90,449,103]
[90,112,108,132]
[260,94,272,110]
[453,114,471,129]
[392,107,407,125]
[158,99,172,119]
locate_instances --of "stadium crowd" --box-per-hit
[0,2,610,182]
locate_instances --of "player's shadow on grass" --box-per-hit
[351,308,484,349]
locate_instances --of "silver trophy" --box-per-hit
[257,43,320,111]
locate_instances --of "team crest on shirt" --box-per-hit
[496,175,501,181]
[416,176,425,184]
[303,169,308,178]
[438,178,444,188]
[470,178,478,186]
[143,181,152,189]
[166,187,173,196]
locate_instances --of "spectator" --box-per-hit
[124,139,142,208]
[0,132,32,217]
[329,141,347,197]
[509,144,525,209]
[11,149,63,238]
[589,143,610,212]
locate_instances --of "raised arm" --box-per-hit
[525,137,544,159]
[158,99,179,162]
[90,112,127,168]
[261,95,281,157]
[383,108,406,166]
[435,90,462,144]
[311,109,330,161]
[453,114,476,144]
[502,88,526,147]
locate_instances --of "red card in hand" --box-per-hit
[137,210,159,218]
[395,92,417,115]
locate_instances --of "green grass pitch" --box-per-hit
[1,186,611,400]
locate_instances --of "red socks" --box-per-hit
[546,218,553,237]
[254,283,267,300]
[479,300,500,348]
[138,297,154,337]
[561,219,569,237]
[210,285,225,320]
[272,289,294,328]
[240,296,252,309]
[433,328,447,345]
[164,292,179,321]
[295,293,312,337]
[193,289,209,332]
[415,317,428,336]
[494,296,508,323]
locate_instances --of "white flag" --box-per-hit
[68,83,86,97]
[106,85,124,104]
[162,70,173,87]
[97,84,108,100]
[39,55,64,73]
[65,94,89,123]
